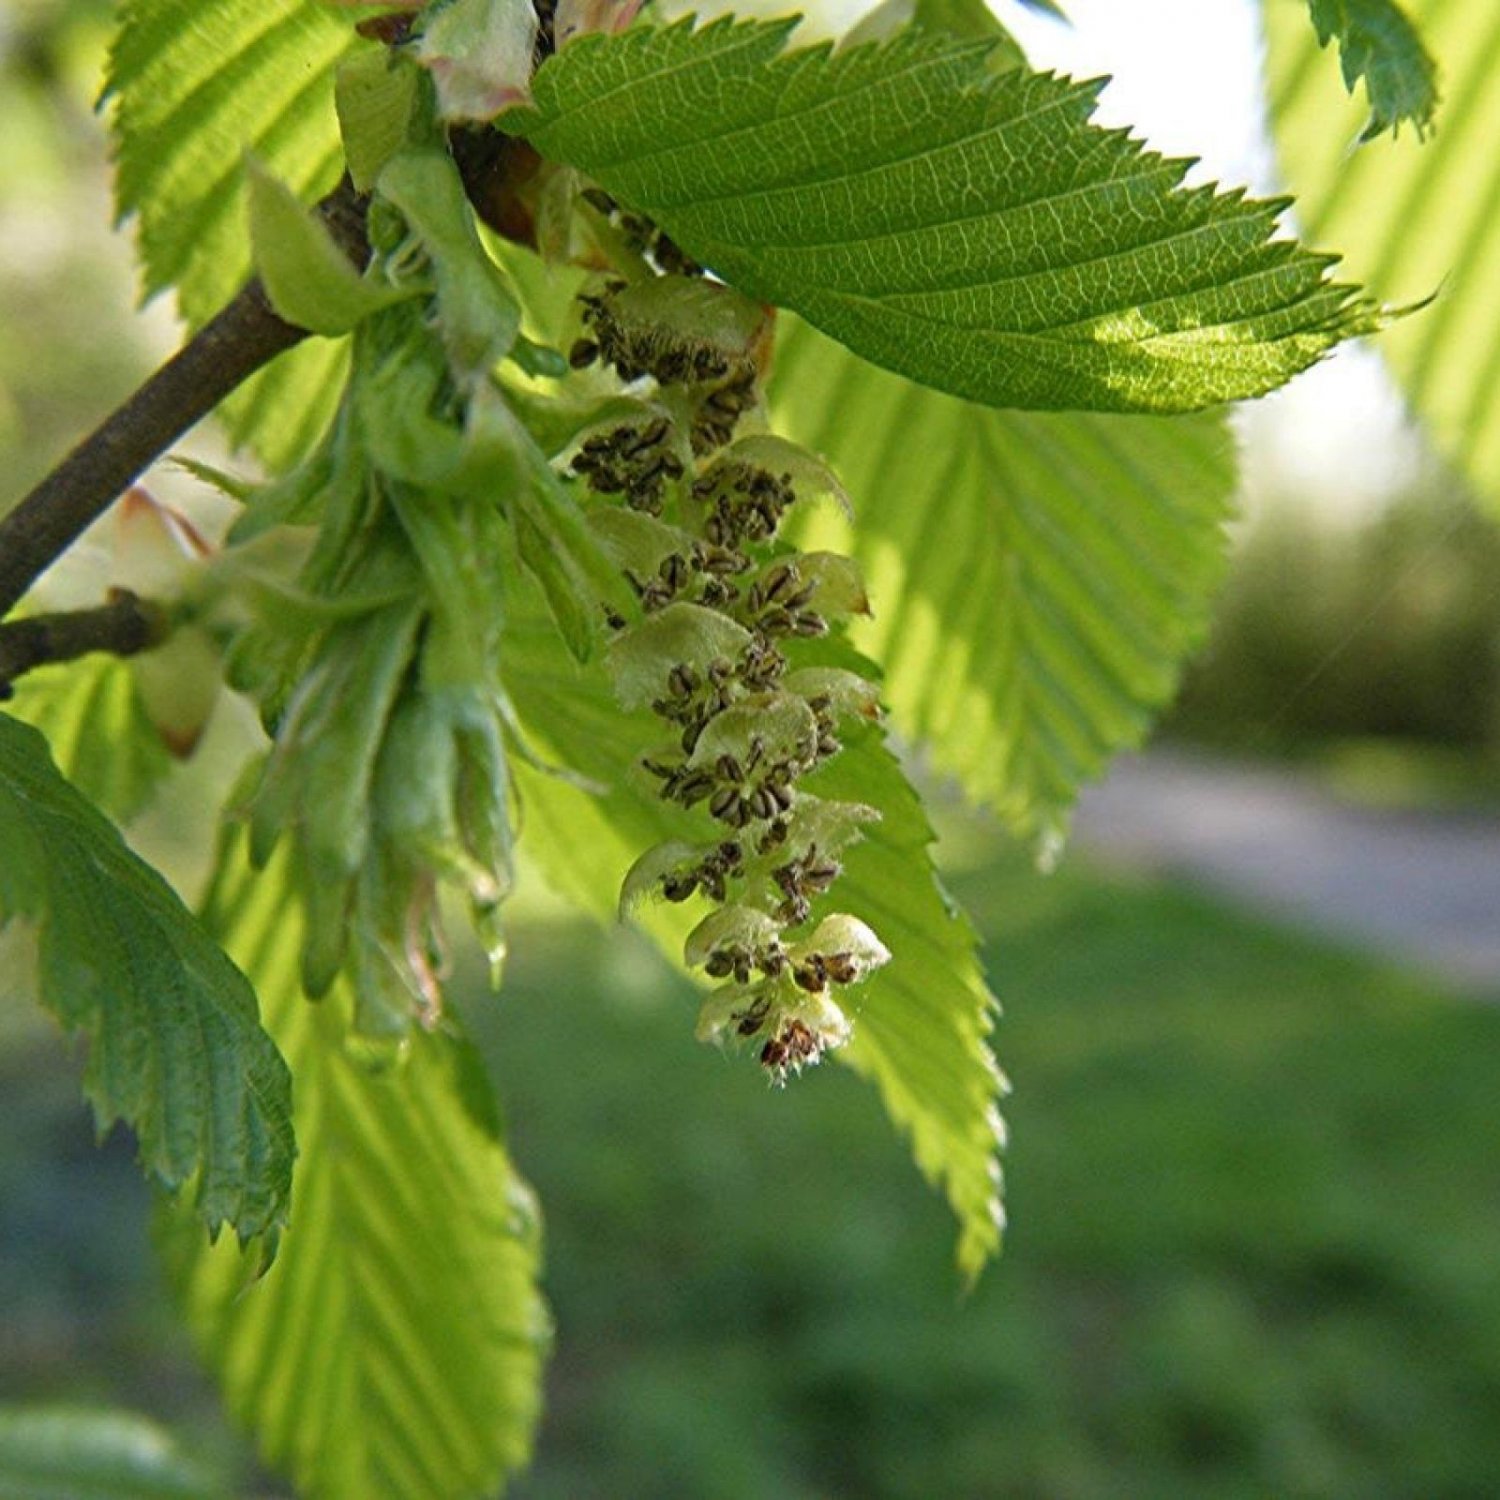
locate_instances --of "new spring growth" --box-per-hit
[565,203,891,1079]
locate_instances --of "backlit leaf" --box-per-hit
[161,835,550,1500]
[108,0,365,465]
[772,318,1235,842]
[5,653,171,825]
[1265,0,1500,509]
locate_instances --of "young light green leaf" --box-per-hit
[5,654,172,824]
[336,50,423,194]
[505,18,1380,414]
[772,318,1235,842]
[0,714,293,1239]
[248,160,409,336]
[1305,0,1438,140]
[160,836,549,1500]
[501,593,1005,1280]
[222,341,353,475]
[0,1405,224,1500]
[378,149,523,384]
[108,0,365,465]
[1266,0,1500,508]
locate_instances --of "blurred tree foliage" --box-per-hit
[1172,491,1500,761]
[0,0,157,508]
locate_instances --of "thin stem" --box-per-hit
[0,589,168,698]
[0,177,370,621]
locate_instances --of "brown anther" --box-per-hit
[777,895,812,927]
[794,959,827,993]
[823,952,860,985]
[762,563,798,602]
[678,772,717,807]
[758,819,789,852]
[757,946,788,978]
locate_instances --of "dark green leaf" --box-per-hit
[506,18,1380,414]
[0,714,293,1238]
[1306,0,1439,139]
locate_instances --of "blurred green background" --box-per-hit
[4,4,1500,1497]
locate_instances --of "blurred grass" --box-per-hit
[471,849,1500,1500]
[7,847,1500,1496]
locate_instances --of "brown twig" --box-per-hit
[0,176,371,622]
[0,589,168,698]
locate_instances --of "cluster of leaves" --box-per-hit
[1,0,1484,1494]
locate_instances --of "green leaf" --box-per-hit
[1265,0,1500,508]
[501,600,1005,1280]
[248,160,409,336]
[1305,0,1439,140]
[336,50,423,194]
[772,318,1235,842]
[377,149,523,384]
[0,713,293,1239]
[161,836,549,1500]
[505,18,1380,414]
[222,341,353,474]
[108,0,365,465]
[4,654,171,824]
[0,1405,223,1500]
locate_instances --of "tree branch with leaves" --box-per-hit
[0,0,1467,1494]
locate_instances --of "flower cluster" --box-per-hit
[565,263,890,1080]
